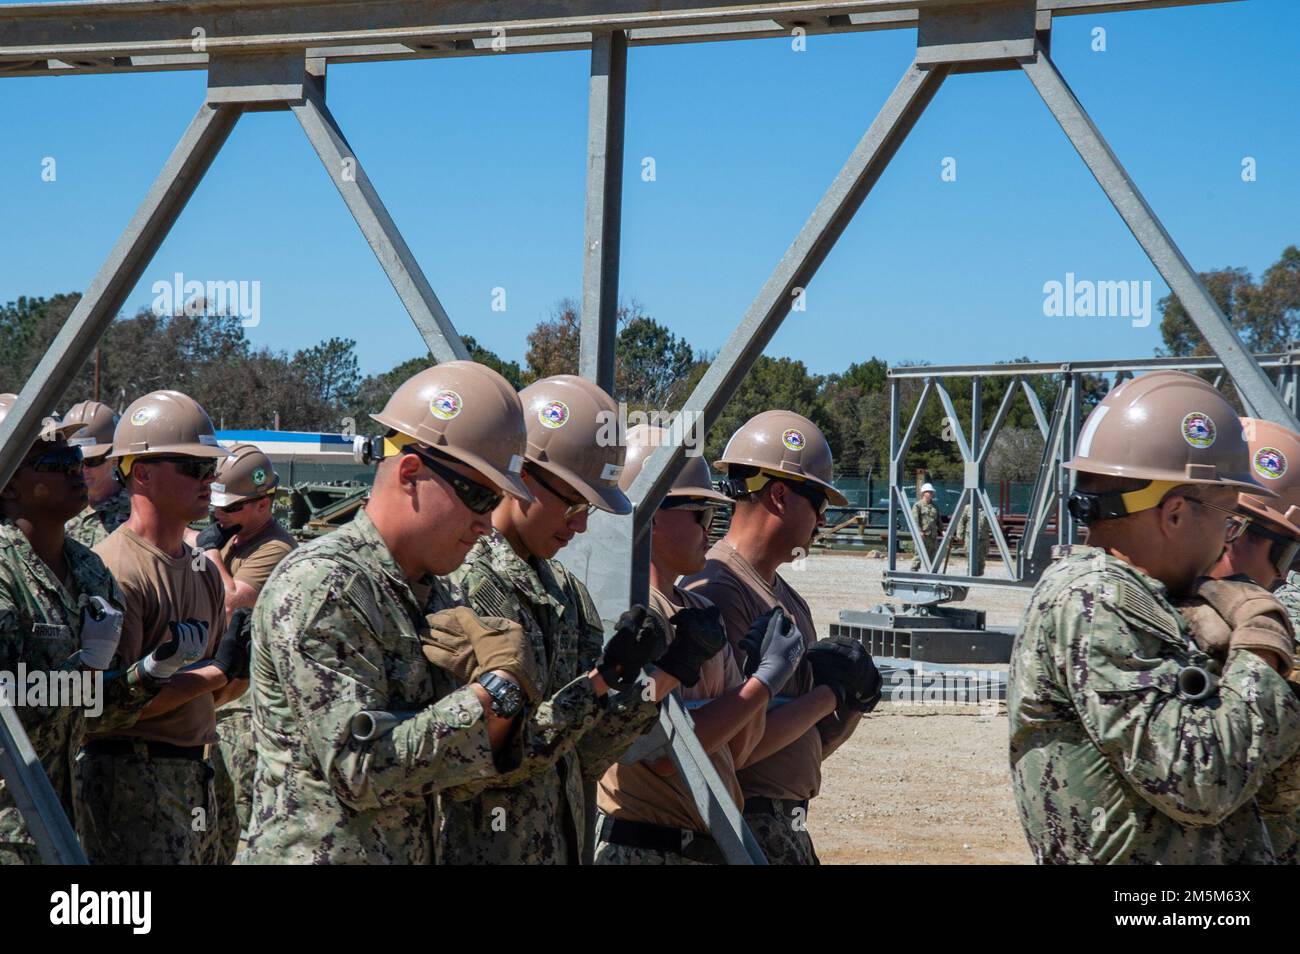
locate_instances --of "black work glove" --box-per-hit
[196,521,241,552]
[597,605,667,691]
[739,608,778,678]
[213,608,253,680]
[656,605,728,687]
[806,636,882,712]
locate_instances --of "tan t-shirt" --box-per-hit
[683,539,858,801]
[220,517,296,593]
[93,525,225,746]
[597,585,765,831]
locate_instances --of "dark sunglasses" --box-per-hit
[141,456,219,481]
[23,446,84,475]
[216,493,272,515]
[404,445,503,515]
[659,497,717,530]
[774,478,829,516]
[528,467,597,520]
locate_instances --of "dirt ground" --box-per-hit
[793,550,1033,864]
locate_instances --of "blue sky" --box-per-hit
[1,0,1297,379]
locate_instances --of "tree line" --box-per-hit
[4,244,1295,482]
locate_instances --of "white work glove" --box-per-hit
[142,619,209,681]
[77,595,123,670]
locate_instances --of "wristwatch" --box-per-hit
[476,672,525,718]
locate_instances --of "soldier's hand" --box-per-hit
[656,605,728,687]
[77,595,123,670]
[739,608,778,678]
[1192,577,1295,675]
[597,605,666,691]
[212,608,253,680]
[749,608,806,693]
[143,618,209,681]
[195,521,241,552]
[806,636,880,711]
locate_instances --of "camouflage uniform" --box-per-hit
[64,488,130,550]
[0,521,157,864]
[239,510,595,865]
[1258,575,1300,862]
[1009,545,1300,864]
[909,499,939,571]
[743,810,819,865]
[432,530,660,865]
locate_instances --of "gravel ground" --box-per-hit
[792,550,1034,864]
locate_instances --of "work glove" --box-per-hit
[1178,577,1296,676]
[597,605,666,691]
[142,618,209,681]
[740,607,806,692]
[195,521,241,552]
[806,636,882,712]
[421,607,542,705]
[77,595,123,670]
[212,609,253,680]
[656,605,729,687]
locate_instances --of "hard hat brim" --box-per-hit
[667,485,734,506]
[1063,457,1281,499]
[530,458,631,515]
[108,441,230,460]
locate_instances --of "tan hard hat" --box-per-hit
[107,390,227,461]
[62,400,119,458]
[1237,418,1300,537]
[0,393,82,444]
[210,443,280,508]
[619,424,732,504]
[370,360,532,501]
[713,409,848,506]
[1065,371,1272,496]
[520,374,630,515]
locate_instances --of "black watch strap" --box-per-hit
[476,672,524,718]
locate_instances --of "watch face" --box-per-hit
[480,673,524,717]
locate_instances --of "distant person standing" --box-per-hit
[200,443,296,864]
[62,401,130,548]
[909,482,939,571]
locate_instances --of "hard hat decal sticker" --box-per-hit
[252,467,267,485]
[782,428,805,451]
[130,407,155,426]
[1181,412,1217,449]
[429,390,463,421]
[1254,446,1288,480]
[539,400,570,429]
[600,462,623,482]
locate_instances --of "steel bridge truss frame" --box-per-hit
[0,0,1280,866]
[885,352,1300,594]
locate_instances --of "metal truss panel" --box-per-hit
[0,100,241,491]
[292,75,469,363]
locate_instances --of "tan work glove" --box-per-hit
[1191,577,1295,676]
[421,607,542,705]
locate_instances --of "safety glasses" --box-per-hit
[23,446,84,475]
[1181,496,1250,543]
[659,497,716,531]
[140,456,219,481]
[775,477,829,517]
[216,493,272,515]
[404,445,503,515]
[528,467,596,520]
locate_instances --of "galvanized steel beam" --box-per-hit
[0,99,241,492]
[1021,47,1298,431]
[0,702,87,865]
[579,31,628,392]
[293,72,469,363]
